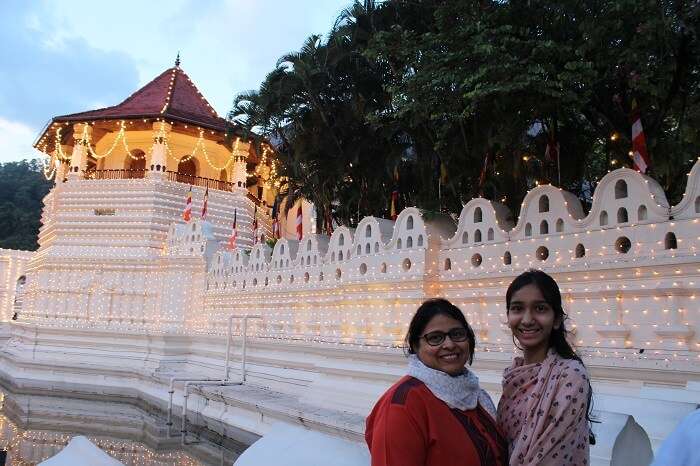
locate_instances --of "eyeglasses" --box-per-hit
[422,327,469,346]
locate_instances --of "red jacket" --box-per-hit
[366,376,508,466]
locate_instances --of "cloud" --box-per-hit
[22,0,350,116]
[0,118,43,163]
[0,0,350,163]
[0,2,140,131]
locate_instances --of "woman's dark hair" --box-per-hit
[404,298,475,365]
[506,269,596,444]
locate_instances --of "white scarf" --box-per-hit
[407,354,496,417]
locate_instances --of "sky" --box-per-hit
[0,0,351,163]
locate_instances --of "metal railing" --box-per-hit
[79,170,267,208]
[167,314,262,444]
[165,170,232,191]
[85,168,146,180]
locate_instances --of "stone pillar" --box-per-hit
[56,160,70,183]
[231,139,250,191]
[67,123,91,180]
[259,163,271,205]
[148,121,171,180]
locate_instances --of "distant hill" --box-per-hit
[0,159,53,251]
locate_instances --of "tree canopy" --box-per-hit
[231,0,699,228]
[0,159,52,251]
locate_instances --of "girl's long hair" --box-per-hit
[506,269,596,444]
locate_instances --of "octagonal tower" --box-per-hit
[21,60,275,330]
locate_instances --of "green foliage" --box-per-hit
[232,0,699,222]
[0,159,52,251]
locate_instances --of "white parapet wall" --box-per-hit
[0,162,699,465]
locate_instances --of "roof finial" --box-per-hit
[175,52,181,67]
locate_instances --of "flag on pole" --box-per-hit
[201,187,209,220]
[477,151,493,196]
[296,204,303,241]
[629,99,651,174]
[271,196,281,239]
[390,165,399,221]
[324,208,334,236]
[182,188,192,222]
[227,209,237,250]
[545,133,561,185]
[252,207,259,244]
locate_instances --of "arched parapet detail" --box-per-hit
[389,207,429,250]
[271,238,300,269]
[580,168,669,230]
[511,185,584,239]
[248,242,272,274]
[326,226,354,263]
[610,416,654,466]
[447,199,512,248]
[164,219,217,260]
[229,248,249,274]
[296,234,330,269]
[207,251,233,290]
[353,217,393,256]
[671,157,700,219]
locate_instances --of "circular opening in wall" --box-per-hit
[289,275,294,283]
[471,254,482,267]
[359,263,368,275]
[380,262,387,273]
[276,275,282,284]
[252,278,258,286]
[304,272,310,283]
[615,236,631,254]
[402,258,411,271]
[536,246,549,261]
[335,268,342,280]
[444,258,452,271]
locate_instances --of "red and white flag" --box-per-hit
[182,188,192,222]
[227,209,237,250]
[630,99,651,174]
[201,187,209,220]
[295,204,303,241]
[545,137,559,165]
[252,205,259,245]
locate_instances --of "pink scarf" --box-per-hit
[497,350,590,466]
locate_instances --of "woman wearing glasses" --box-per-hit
[497,270,593,466]
[365,298,508,466]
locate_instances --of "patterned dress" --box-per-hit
[497,350,591,466]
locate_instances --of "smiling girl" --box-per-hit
[497,270,593,466]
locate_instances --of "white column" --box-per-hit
[148,121,171,180]
[231,139,250,191]
[67,123,91,180]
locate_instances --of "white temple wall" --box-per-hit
[2,162,700,465]
[0,249,32,323]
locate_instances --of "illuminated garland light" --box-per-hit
[81,121,138,160]
[41,155,58,180]
[53,127,72,162]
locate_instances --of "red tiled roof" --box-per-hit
[53,66,230,132]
